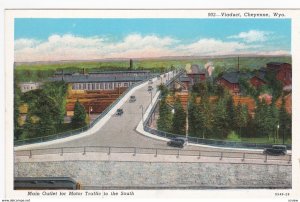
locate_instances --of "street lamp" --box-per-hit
[139,105,144,123]
[89,106,93,129]
[277,124,280,143]
[149,89,153,105]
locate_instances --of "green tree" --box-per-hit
[158,84,169,99]
[226,96,236,129]
[172,97,186,135]
[234,103,249,138]
[14,79,22,140]
[22,90,59,139]
[278,98,291,143]
[157,98,173,133]
[71,100,87,128]
[213,98,228,139]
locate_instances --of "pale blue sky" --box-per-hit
[14,18,291,62]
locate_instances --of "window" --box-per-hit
[105,83,108,89]
[124,82,128,87]
[83,83,86,90]
[100,83,103,89]
[109,83,113,89]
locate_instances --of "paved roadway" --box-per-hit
[25,72,290,163]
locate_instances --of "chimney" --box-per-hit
[237,57,240,72]
[129,59,133,70]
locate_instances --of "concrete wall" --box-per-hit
[15,161,291,189]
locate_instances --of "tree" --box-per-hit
[234,103,249,138]
[226,96,236,130]
[157,98,173,133]
[22,90,59,139]
[278,97,291,143]
[71,100,87,128]
[14,79,22,140]
[158,84,169,99]
[172,97,186,135]
[213,98,228,139]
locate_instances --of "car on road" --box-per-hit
[129,95,136,102]
[263,145,287,156]
[116,108,124,116]
[148,79,153,84]
[167,137,187,148]
[148,86,153,91]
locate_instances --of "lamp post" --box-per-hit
[139,105,144,123]
[89,106,93,128]
[149,89,153,105]
[277,124,280,143]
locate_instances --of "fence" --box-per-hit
[14,74,159,146]
[14,145,292,164]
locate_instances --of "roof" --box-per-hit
[88,70,151,74]
[55,70,151,76]
[266,62,291,71]
[50,75,148,83]
[220,71,252,84]
[179,76,191,82]
[253,69,267,81]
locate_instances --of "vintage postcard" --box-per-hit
[3,9,300,200]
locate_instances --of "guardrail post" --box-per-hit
[219,152,223,160]
[242,153,245,161]
[108,147,111,155]
[82,147,86,155]
[60,148,63,156]
[264,153,267,163]
[198,151,201,159]
[177,149,180,158]
[29,150,32,158]
[155,149,158,157]
[133,148,136,156]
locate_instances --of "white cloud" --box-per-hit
[228,30,271,43]
[14,33,289,62]
[176,38,251,55]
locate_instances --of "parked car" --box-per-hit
[263,145,287,156]
[148,86,153,91]
[129,95,136,102]
[116,108,124,116]
[167,137,187,148]
[148,79,153,84]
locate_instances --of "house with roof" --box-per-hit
[266,62,292,86]
[216,71,252,95]
[175,64,208,91]
[249,68,267,88]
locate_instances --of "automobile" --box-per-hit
[116,108,124,116]
[148,86,153,91]
[148,79,153,84]
[263,145,287,156]
[129,95,136,102]
[167,137,187,148]
[163,74,167,78]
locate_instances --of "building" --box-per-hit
[175,64,207,91]
[250,68,267,88]
[51,70,154,91]
[18,82,42,93]
[266,62,292,86]
[216,71,252,95]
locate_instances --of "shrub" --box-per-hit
[227,131,241,141]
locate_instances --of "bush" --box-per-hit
[227,131,241,141]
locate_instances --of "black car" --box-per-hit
[116,108,124,116]
[129,95,136,102]
[167,137,187,148]
[263,145,287,156]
